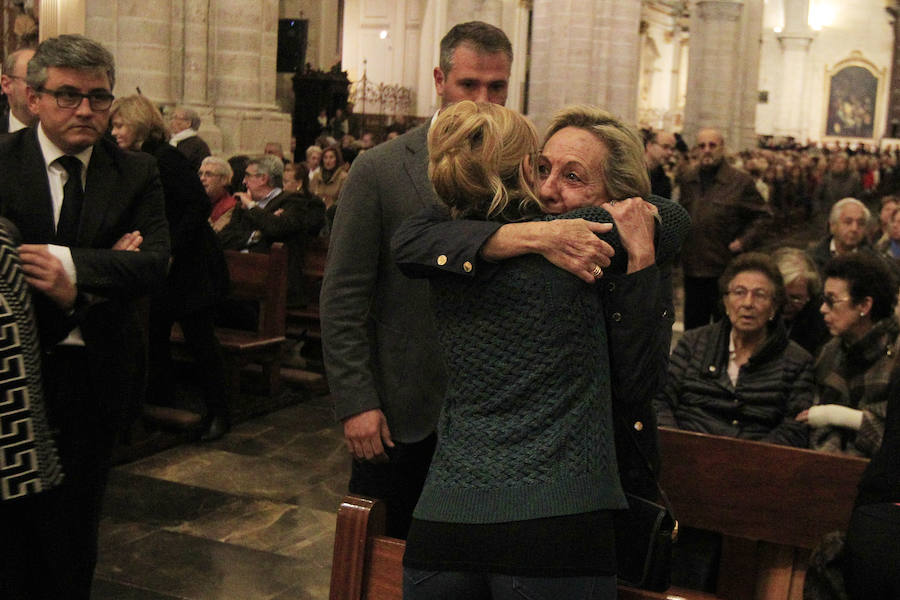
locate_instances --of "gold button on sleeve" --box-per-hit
[463,261,473,273]
[437,255,447,266]
[633,421,644,432]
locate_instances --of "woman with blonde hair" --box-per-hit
[398,101,687,600]
[110,95,230,440]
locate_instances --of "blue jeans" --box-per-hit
[403,568,617,600]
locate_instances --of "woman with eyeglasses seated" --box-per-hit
[772,247,830,358]
[654,252,813,447]
[796,253,900,457]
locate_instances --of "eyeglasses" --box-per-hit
[726,287,773,302]
[37,86,114,111]
[822,296,852,309]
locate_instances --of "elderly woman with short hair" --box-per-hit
[198,156,236,232]
[772,247,829,357]
[654,252,814,447]
[797,253,900,457]
[397,100,688,600]
[394,104,690,504]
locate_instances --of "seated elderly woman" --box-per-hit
[875,204,900,259]
[797,253,900,457]
[772,247,830,357]
[654,252,813,447]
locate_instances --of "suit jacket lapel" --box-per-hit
[80,140,117,246]
[20,129,55,241]
[402,124,434,209]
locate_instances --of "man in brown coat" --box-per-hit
[678,128,772,330]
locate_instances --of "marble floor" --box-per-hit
[93,390,350,600]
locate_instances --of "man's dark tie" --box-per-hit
[56,155,84,245]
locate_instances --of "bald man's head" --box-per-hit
[696,128,725,169]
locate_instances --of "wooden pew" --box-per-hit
[172,243,288,400]
[330,496,404,600]
[656,427,868,600]
[286,236,328,342]
[328,494,720,600]
[329,429,868,600]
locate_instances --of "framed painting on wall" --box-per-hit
[824,51,885,140]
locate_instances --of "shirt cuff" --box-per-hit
[47,244,77,285]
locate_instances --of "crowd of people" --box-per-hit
[1,18,898,600]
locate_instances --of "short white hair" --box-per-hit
[829,197,870,225]
[200,156,232,180]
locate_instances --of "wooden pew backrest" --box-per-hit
[330,496,403,600]
[223,243,287,337]
[329,431,868,600]
[658,427,868,549]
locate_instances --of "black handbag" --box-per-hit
[615,491,678,591]
[614,421,679,592]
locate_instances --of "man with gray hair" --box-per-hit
[810,197,880,273]
[218,154,324,305]
[0,34,169,598]
[1,47,36,132]
[169,105,210,171]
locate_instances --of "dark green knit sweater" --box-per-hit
[413,252,627,524]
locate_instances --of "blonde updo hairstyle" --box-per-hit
[428,101,542,220]
[110,94,170,148]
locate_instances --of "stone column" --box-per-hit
[40,0,86,38]
[775,0,814,141]
[85,0,174,102]
[182,0,210,105]
[885,1,900,138]
[212,0,291,156]
[527,0,642,132]
[683,0,763,150]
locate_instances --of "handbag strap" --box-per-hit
[619,413,677,521]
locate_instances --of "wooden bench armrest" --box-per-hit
[330,495,390,600]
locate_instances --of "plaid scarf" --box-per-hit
[813,317,900,457]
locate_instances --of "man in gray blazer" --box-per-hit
[321,22,615,538]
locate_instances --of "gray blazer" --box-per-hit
[320,124,446,443]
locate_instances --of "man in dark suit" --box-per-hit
[0,47,37,133]
[0,34,169,599]
[169,105,211,171]
[218,154,324,306]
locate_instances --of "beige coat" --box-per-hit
[311,167,348,208]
